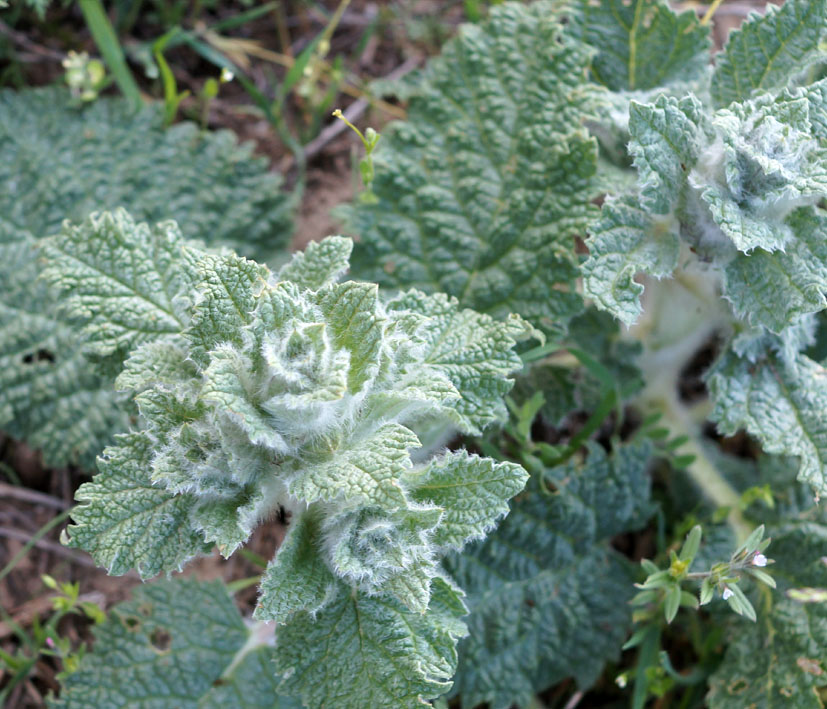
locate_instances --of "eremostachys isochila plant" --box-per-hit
[42,208,536,706]
[341,0,827,706]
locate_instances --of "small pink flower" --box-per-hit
[45,637,55,649]
[753,553,768,567]
[722,587,734,600]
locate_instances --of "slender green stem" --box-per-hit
[701,0,726,26]
[79,0,142,110]
[0,509,71,585]
[659,397,751,543]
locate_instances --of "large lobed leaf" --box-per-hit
[447,442,655,709]
[0,87,292,259]
[51,578,296,709]
[0,87,293,468]
[708,345,827,501]
[710,0,827,108]
[343,1,602,337]
[570,0,710,93]
[0,223,131,469]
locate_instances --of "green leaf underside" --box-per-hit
[448,442,654,709]
[708,519,827,707]
[275,578,467,708]
[711,0,827,108]
[0,87,292,468]
[708,348,827,499]
[51,578,293,709]
[571,0,710,92]
[346,1,601,337]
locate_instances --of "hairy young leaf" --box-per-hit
[708,347,827,499]
[276,235,352,290]
[344,1,602,336]
[570,0,710,92]
[53,216,531,705]
[51,578,292,709]
[699,92,827,255]
[711,0,827,108]
[275,578,467,708]
[255,511,337,623]
[387,290,537,433]
[724,207,827,333]
[585,84,827,332]
[65,433,210,578]
[404,450,528,552]
[627,94,710,215]
[581,197,680,325]
[708,519,827,707]
[0,87,292,468]
[447,442,654,709]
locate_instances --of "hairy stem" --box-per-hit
[651,384,751,543]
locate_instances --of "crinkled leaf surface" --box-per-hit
[0,87,292,468]
[708,518,827,707]
[65,433,210,578]
[627,95,709,215]
[345,1,601,336]
[570,0,710,92]
[404,450,528,552]
[708,346,827,499]
[0,87,292,259]
[255,511,336,623]
[447,442,654,709]
[724,207,827,333]
[41,211,194,356]
[700,92,827,255]
[0,222,131,469]
[51,577,293,709]
[387,290,536,433]
[52,223,529,703]
[582,196,680,325]
[286,423,418,507]
[584,85,827,332]
[711,0,827,108]
[275,578,467,708]
[276,235,352,290]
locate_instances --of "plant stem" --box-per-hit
[0,509,71,585]
[633,267,750,541]
[78,0,142,111]
[659,396,751,543]
[700,0,726,26]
